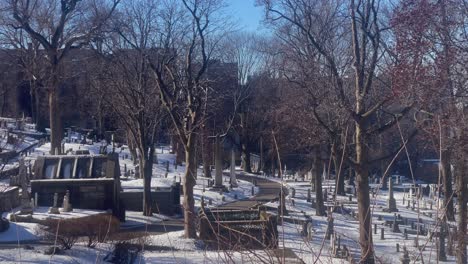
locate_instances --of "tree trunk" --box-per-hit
[441,149,455,221]
[141,152,153,216]
[49,85,62,155]
[333,144,345,195]
[183,138,197,238]
[455,154,467,264]
[313,150,325,216]
[356,123,374,263]
[201,129,212,178]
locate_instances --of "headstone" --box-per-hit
[48,193,60,214]
[392,213,400,233]
[386,177,398,212]
[61,190,73,212]
[301,219,312,238]
[19,159,33,215]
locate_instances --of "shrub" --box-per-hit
[38,213,120,249]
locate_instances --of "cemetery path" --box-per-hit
[217,172,285,210]
[118,172,284,235]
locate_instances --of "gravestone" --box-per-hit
[48,193,60,214]
[392,213,401,233]
[385,177,398,212]
[19,159,33,215]
[61,190,73,212]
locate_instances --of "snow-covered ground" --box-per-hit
[0,138,460,263]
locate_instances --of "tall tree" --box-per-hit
[4,0,119,154]
[144,0,228,238]
[260,1,413,262]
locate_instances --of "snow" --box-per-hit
[0,136,461,263]
[0,222,38,243]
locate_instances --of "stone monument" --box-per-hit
[19,158,33,215]
[48,193,60,214]
[385,177,398,212]
[61,190,73,212]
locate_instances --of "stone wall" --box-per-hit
[31,179,116,210]
[120,183,180,215]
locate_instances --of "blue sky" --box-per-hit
[227,0,265,32]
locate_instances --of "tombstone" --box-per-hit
[325,215,334,240]
[61,190,73,212]
[19,159,33,215]
[392,213,401,233]
[48,193,60,214]
[301,219,312,238]
[386,177,398,212]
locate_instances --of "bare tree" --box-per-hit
[3,0,120,154]
[259,0,413,262]
[141,0,228,238]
